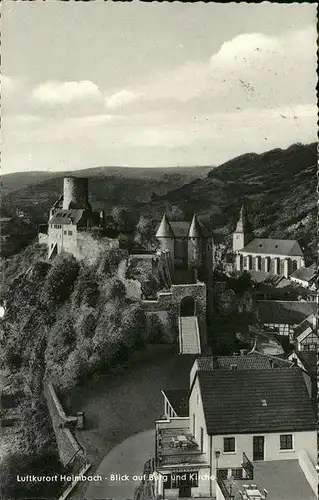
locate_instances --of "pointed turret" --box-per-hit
[188,214,202,238]
[156,213,174,238]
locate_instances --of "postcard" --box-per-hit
[1,1,317,500]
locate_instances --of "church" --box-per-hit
[233,206,305,278]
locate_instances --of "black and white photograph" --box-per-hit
[1,2,318,500]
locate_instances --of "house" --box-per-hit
[290,264,317,289]
[154,367,316,500]
[233,206,305,278]
[256,300,317,336]
[290,315,318,352]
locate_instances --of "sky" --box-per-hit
[1,1,317,174]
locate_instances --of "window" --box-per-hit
[223,437,235,453]
[280,434,293,450]
[200,427,204,452]
[196,394,199,405]
[192,413,196,436]
[68,230,73,235]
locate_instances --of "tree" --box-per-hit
[111,207,135,233]
[135,215,156,248]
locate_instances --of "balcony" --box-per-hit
[156,424,208,468]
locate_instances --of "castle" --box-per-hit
[46,177,107,259]
[233,205,305,278]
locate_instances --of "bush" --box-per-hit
[41,253,79,306]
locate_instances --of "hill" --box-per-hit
[135,142,317,260]
[2,143,316,260]
[1,165,212,215]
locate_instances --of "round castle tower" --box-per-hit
[62,177,91,210]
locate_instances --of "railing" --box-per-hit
[217,470,235,500]
[157,452,207,466]
[242,452,254,479]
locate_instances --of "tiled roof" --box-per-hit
[257,300,317,325]
[198,368,316,435]
[49,209,85,225]
[290,266,316,282]
[292,315,315,340]
[215,354,273,370]
[162,389,189,417]
[241,238,303,257]
[195,353,292,372]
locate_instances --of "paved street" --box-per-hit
[83,429,155,500]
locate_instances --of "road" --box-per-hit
[83,429,155,500]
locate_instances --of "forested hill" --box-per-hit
[137,142,317,259]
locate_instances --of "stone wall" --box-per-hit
[141,282,207,347]
[44,381,85,467]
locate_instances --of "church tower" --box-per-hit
[233,205,253,252]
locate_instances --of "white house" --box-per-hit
[154,367,316,500]
[290,264,317,289]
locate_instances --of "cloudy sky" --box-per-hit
[1,1,317,174]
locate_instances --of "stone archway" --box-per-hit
[180,296,195,316]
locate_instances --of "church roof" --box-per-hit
[241,238,303,257]
[155,214,174,238]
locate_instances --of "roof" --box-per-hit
[257,300,317,325]
[155,214,174,238]
[292,315,315,340]
[49,209,85,225]
[162,389,189,417]
[215,353,273,370]
[156,215,211,239]
[198,368,316,435]
[290,266,316,282]
[188,215,203,238]
[195,352,291,372]
[241,238,304,257]
[249,270,285,286]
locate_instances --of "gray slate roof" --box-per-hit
[198,368,316,435]
[290,266,316,282]
[241,238,303,257]
[257,300,317,325]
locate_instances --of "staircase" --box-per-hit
[179,316,201,354]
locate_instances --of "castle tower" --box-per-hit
[62,177,91,210]
[155,214,175,263]
[233,205,253,252]
[188,214,203,269]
